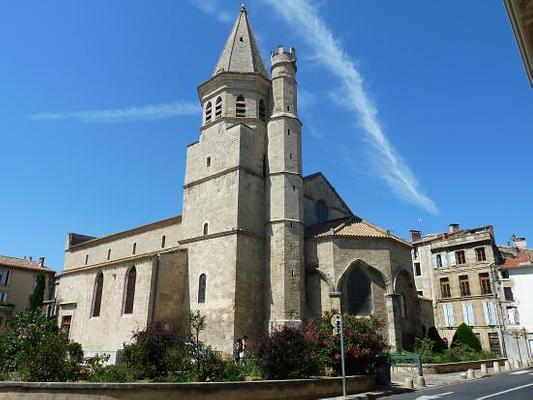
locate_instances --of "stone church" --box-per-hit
[55,5,421,360]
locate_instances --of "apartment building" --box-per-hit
[0,255,55,330]
[410,224,505,354]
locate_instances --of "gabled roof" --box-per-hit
[307,217,411,247]
[212,5,268,78]
[0,255,54,273]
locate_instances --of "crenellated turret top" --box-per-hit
[212,5,268,78]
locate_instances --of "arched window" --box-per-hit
[259,99,266,121]
[315,200,328,223]
[198,274,207,303]
[92,272,104,317]
[161,235,166,249]
[203,222,209,236]
[205,101,212,124]
[236,95,246,118]
[215,97,222,119]
[124,266,136,314]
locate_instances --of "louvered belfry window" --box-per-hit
[236,95,246,117]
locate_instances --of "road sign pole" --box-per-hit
[339,314,346,398]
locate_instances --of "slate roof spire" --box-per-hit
[212,4,268,78]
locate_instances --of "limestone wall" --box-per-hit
[56,258,155,361]
[64,218,182,271]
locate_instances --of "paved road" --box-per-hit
[384,368,533,400]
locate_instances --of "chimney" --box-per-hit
[39,257,45,268]
[513,236,527,252]
[449,224,460,234]
[409,230,422,241]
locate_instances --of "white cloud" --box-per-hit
[30,101,200,123]
[187,0,232,23]
[261,0,439,215]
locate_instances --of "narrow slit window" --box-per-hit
[206,156,211,167]
[132,242,136,255]
[236,95,246,118]
[107,249,111,261]
[85,254,89,265]
[161,235,166,249]
[92,272,104,317]
[124,266,136,314]
[259,99,266,121]
[215,97,222,119]
[203,223,209,236]
[205,101,212,124]
[198,274,207,303]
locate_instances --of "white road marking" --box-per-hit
[416,392,454,400]
[474,383,533,400]
[510,370,529,375]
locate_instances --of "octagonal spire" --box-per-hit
[212,5,268,78]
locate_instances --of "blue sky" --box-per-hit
[1,1,532,270]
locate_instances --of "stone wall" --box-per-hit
[64,218,182,271]
[56,257,156,361]
[0,376,375,400]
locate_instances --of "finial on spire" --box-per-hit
[241,1,246,12]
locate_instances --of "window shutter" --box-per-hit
[468,303,475,326]
[448,304,455,326]
[487,302,497,325]
[483,301,491,325]
[441,253,448,268]
[432,254,438,269]
[449,252,457,267]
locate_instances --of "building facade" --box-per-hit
[0,255,55,331]
[55,5,421,361]
[410,224,506,354]
[499,237,533,361]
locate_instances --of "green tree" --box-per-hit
[28,272,46,311]
[451,323,482,352]
[0,311,83,381]
[427,326,447,353]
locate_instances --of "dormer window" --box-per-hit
[205,101,212,124]
[236,95,246,118]
[215,97,222,119]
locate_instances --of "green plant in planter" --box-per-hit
[451,323,482,352]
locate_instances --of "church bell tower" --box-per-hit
[266,46,305,328]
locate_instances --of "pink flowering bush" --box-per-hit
[305,312,389,375]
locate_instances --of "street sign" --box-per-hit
[331,313,341,334]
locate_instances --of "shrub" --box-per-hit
[254,325,322,379]
[120,322,186,379]
[451,323,482,352]
[305,313,389,376]
[0,311,83,381]
[413,337,434,360]
[427,327,447,353]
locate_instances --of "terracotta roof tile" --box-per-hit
[307,218,410,246]
[0,255,54,272]
[501,252,533,269]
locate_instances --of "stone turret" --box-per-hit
[266,45,305,329]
